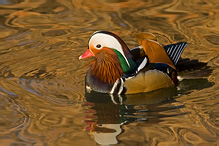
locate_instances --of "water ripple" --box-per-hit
[0,0,218,145]
[0,84,30,139]
[18,78,84,105]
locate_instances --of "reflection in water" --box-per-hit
[84,86,186,145]
[0,0,218,145]
[83,77,215,145]
[84,99,125,145]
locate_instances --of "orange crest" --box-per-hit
[135,33,176,69]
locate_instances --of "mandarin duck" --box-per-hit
[79,31,187,94]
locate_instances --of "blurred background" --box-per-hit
[0,0,218,145]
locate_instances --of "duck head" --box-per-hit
[80,31,137,86]
[79,31,133,67]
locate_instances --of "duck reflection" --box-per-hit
[84,93,129,145]
[83,87,178,145]
[83,75,214,145]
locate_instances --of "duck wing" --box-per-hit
[124,70,174,94]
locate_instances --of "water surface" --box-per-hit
[0,0,218,145]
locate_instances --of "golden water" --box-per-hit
[0,0,218,145]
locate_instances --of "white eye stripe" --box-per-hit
[89,33,130,67]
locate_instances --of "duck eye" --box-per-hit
[96,44,101,48]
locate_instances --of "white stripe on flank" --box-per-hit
[110,79,119,94]
[118,78,124,94]
[137,57,147,72]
